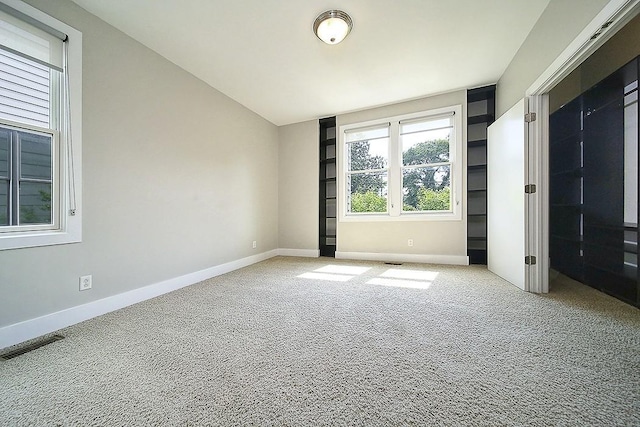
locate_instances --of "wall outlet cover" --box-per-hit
[79,275,92,291]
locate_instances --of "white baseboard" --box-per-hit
[335,251,469,266]
[0,249,279,350]
[277,248,319,258]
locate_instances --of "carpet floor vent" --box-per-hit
[385,262,403,265]
[1,335,65,360]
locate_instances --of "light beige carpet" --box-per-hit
[1,256,639,426]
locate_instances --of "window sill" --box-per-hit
[0,226,81,251]
[340,212,462,222]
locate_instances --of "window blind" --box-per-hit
[400,113,454,135]
[0,4,65,71]
[345,123,390,143]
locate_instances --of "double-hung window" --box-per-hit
[345,124,390,214]
[0,0,82,250]
[400,115,454,212]
[340,105,462,221]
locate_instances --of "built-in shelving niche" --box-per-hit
[466,85,495,265]
[319,117,337,257]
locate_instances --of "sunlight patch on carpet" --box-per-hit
[381,268,439,281]
[298,272,354,282]
[314,265,371,275]
[298,264,371,282]
[367,277,433,289]
[367,269,439,289]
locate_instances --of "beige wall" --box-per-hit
[550,13,640,112]
[278,120,318,250]
[337,91,467,257]
[0,0,279,328]
[497,0,610,117]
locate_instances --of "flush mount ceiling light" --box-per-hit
[313,10,353,45]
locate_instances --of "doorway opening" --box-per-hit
[544,11,640,306]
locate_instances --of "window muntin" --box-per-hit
[340,106,462,221]
[345,125,390,214]
[401,116,453,212]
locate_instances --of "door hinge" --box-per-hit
[525,184,537,194]
[525,255,537,265]
[525,112,537,122]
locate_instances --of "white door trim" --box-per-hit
[526,94,550,293]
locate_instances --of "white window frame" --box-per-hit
[344,123,391,215]
[0,0,82,251]
[338,105,463,222]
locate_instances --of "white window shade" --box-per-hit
[0,7,64,71]
[345,124,390,143]
[400,113,454,134]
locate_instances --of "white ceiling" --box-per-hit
[69,0,551,126]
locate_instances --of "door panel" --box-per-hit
[487,99,527,290]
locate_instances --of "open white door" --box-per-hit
[487,99,529,291]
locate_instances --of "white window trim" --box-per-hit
[338,105,463,222]
[0,0,82,251]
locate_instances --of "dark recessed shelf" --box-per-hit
[584,261,637,281]
[320,177,336,182]
[468,213,487,217]
[468,114,495,125]
[321,138,336,146]
[550,203,582,209]
[585,223,634,232]
[320,158,336,164]
[467,86,496,103]
[468,188,487,193]
[468,139,487,147]
[551,234,584,243]
[549,133,582,147]
[468,164,487,170]
[551,168,583,178]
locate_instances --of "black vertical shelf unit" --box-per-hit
[319,117,337,257]
[549,57,638,307]
[466,85,495,265]
[549,96,584,282]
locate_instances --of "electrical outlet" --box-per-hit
[252,240,257,249]
[79,275,92,291]
[408,239,414,247]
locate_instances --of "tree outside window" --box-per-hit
[401,116,453,212]
[345,127,389,213]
